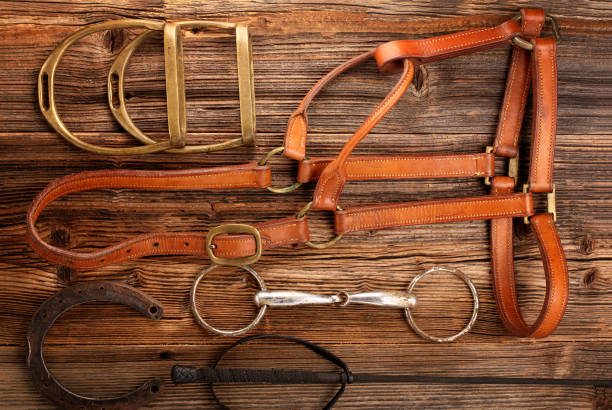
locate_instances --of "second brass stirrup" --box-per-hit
[38,20,256,155]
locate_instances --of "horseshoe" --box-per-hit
[27,281,164,409]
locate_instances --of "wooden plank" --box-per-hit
[1,0,611,408]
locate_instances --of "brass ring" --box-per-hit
[404,267,479,343]
[258,146,303,194]
[296,201,343,249]
[190,264,267,336]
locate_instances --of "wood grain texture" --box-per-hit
[0,0,611,408]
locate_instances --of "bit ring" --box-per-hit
[191,264,267,336]
[405,267,479,343]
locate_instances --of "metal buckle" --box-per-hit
[522,184,556,224]
[511,14,561,51]
[296,201,343,249]
[206,224,262,266]
[258,146,303,193]
[40,20,256,155]
[484,146,519,186]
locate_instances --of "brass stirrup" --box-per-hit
[39,20,256,155]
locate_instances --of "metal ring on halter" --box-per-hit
[404,267,479,343]
[191,264,268,336]
[258,146,303,193]
[296,201,343,249]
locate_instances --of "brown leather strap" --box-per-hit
[334,193,533,234]
[284,50,375,161]
[312,59,415,210]
[26,166,310,270]
[374,19,521,73]
[493,9,545,158]
[297,153,495,183]
[490,177,568,337]
[528,37,557,193]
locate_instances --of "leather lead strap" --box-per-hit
[26,166,309,270]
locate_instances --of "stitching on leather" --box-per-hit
[306,155,492,179]
[422,26,506,54]
[316,63,413,206]
[340,197,528,231]
[495,48,520,151]
[513,56,531,149]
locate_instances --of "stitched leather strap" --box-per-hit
[26,166,309,270]
[312,59,415,210]
[528,37,557,193]
[297,153,495,183]
[490,177,568,337]
[374,19,521,73]
[335,193,533,234]
[493,9,545,158]
[284,50,375,161]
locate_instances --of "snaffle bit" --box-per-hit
[190,266,479,343]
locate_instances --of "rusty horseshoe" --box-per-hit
[27,281,164,409]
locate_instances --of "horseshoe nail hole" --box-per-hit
[77,290,82,294]
[149,306,158,314]
[99,286,105,291]
[159,351,171,359]
[43,382,48,388]
[126,249,131,254]
[151,384,160,393]
[185,242,189,246]
[153,242,159,247]
[110,72,120,109]
[41,313,47,319]
[100,259,105,263]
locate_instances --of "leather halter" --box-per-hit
[28,9,567,338]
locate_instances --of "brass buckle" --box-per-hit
[511,14,561,51]
[40,20,256,155]
[484,146,519,186]
[296,201,343,249]
[258,146,303,193]
[206,224,262,266]
[522,184,556,224]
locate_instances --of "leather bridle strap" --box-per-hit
[297,153,495,183]
[26,166,309,270]
[491,177,568,337]
[493,9,546,157]
[284,49,375,161]
[312,16,526,211]
[488,35,567,338]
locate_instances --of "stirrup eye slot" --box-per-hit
[41,72,50,111]
[110,72,120,109]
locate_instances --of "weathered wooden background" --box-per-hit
[1,0,611,408]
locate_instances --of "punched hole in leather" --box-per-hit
[191,265,263,334]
